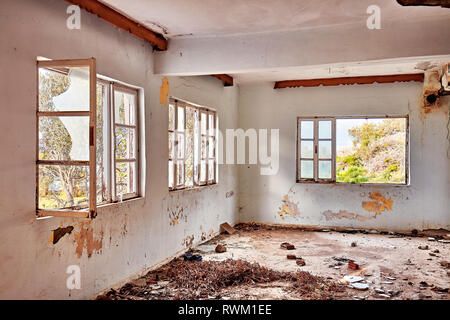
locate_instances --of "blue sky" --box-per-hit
[336,118,384,149]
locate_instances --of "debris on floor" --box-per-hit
[348,261,359,270]
[280,242,295,250]
[97,258,344,300]
[215,244,227,253]
[220,222,236,235]
[183,253,202,261]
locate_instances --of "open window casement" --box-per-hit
[36,58,97,218]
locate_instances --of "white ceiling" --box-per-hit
[99,0,450,38]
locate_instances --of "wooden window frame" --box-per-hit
[112,83,140,201]
[36,58,96,218]
[169,97,217,191]
[296,116,409,185]
[36,59,141,219]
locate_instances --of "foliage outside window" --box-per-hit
[297,116,408,184]
[169,98,217,190]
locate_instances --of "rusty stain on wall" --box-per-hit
[49,226,74,244]
[362,191,393,214]
[160,77,169,107]
[322,210,376,222]
[74,221,103,258]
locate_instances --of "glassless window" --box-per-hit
[297,117,408,184]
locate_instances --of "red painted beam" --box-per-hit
[274,73,424,89]
[65,0,167,50]
[212,74,234,87]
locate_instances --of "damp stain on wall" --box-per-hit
[74,221,103,258]
[169,205,187,226]
[322,210,376,222]
[362,191,393,214]
[182,235,194,248]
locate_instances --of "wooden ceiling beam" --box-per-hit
[212,74,234,87]
[65,0,167,51]
[274,74,424,89]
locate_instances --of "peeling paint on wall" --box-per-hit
[182,235,194,248]
[160,77,169,107]
[169,206,186,226]
[277,194,300,219]
[322,210,376,221]
[74,221,103,258]
[362,191,393,214]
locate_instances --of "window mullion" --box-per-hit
[313,119,318,182]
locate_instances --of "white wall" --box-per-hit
[238,82,450,232]
[0,0,239,299]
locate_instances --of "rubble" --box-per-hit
[418,245,429,250]
[348,261,360,270]
[215,244,227,253]
[280,242,295,250]
[220,222,236,235]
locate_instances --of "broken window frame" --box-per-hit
[169,97,217,191]
[296,116,409,185]
[36,58,97,218]
[36,58,142,219]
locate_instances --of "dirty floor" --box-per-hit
[98,225,450,300]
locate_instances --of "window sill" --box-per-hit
[296,180,409,187]
[169,183,218,193]
[97,196,144,210]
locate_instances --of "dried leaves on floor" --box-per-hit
[97,258,344,300]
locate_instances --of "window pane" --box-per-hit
[201,136,207,159]
[201,112,207,135]
[300,121,314,139]
[300,140,314,159]
[300,160,314,179]
[169,132,174,159]
[97,83,109,204]
[168,160,174,188]
[38,165,89,209]
[176,161,184,186]
[200,160,206,182]
[336,118,407,184]
[208,137,215,158]
[115,127,136,159]
[208,160,215,181]
[208,113,215,135]
[185,108,195,187]
[39,116,89,161]
[114,90,136,125]
[39,66,90,111]
[318,140,332,159]
[177,106,184,131]
[319,120,332,139]
[319,160,332,179]
[168,104,175,131]
[177,133,185,159]
[116,162,137,196]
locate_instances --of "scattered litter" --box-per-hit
[351,242,357,247]
[215,244,227,253]
[428,237,435,241]
[432,286,449,293]
[333,256,354,263]
[350,282,369,290]
[432,249,440,253]
[377,293,391,299]
[280,242,295,250]
[440,261,450,269]
[287,254,297,260]
[375,288,384,293]
[386,276,396,280]
[183,253,203,261]
[220,222,236,235]
[418,245,429,250]
[343,275,365,283]
[381,281,393,285]
[348,261,359,270]
[438,239,450,243]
